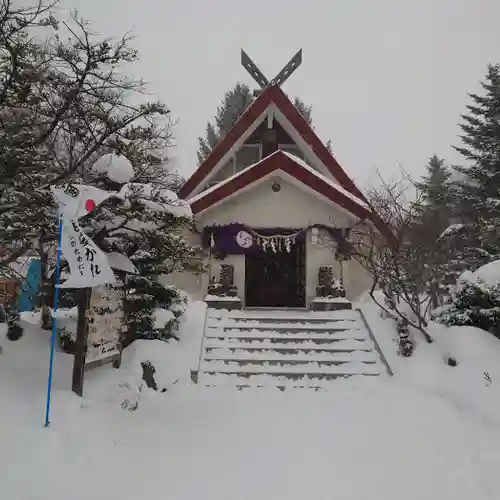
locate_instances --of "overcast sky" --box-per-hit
[59,0,500,188]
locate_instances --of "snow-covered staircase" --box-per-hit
[196,307,389,390]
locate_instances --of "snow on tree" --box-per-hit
[0,3,205,337]
[451,63,500,259]
[0,6,173,275]
[414,155,452,230]
[437,265,500,339]
[81,165,205,345]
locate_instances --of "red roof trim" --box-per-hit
[179,87,274,199]
[270,87,366,201]
[180,85,367,202]
[190,151,370,219]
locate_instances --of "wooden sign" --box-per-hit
[85,282,124,370]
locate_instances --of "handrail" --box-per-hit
[356,307,394,376]
[191,303,209,383]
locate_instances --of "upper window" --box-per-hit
[203,144,262,190]
[234,144,262,172]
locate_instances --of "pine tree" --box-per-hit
[455,64,500,197]
[0,4,206,339]
[415,155,452,233]
[452,63,500,259]
[215,83,254,136]
[293,97,313,127]
[80,164,206,346]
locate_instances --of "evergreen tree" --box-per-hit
[414,155,452,233]
[293,96,313,127]
[0,3,205,339]
[455,64,500,197]
[437,278,500,339]
[452,63,500,259]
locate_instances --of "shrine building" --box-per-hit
[170,50,390,309]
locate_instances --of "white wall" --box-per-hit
[196,175,369,304]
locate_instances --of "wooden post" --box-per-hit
[72,287,91,397]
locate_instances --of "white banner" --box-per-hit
[58,215,116,289]
[51,184,117,289]
[51,184,114,220]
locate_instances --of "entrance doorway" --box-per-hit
[245,239,306,308]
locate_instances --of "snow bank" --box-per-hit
[471,259,500,286]
[3,296,500,500]
[358,293,500,426]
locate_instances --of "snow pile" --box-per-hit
[439,223,465,239]
[153,307,175,329]
[358,293,500,426]
[105,252,138,274]
[93,153,135,183]
[2,296,500,499]
[471,259,500,286]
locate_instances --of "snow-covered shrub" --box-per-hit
[5,307,23,341]
[124,281,186,346]
[437,279,500,339]
[396,317,414,357]
[58,326,76,354]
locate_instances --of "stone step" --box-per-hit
[198,308,388,388]
[205,384,330,391]
[204,333,367,344]
[201,363,383,377]
[203,339,372,352]
[205,321,360,332]
[207,309,358,322]
[206,316,357,324]
[203,359,378,369]
[204,348,377,362]
[200,372,381,389]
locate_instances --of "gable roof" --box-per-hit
[179,85,366,201]
[188,150,370,220]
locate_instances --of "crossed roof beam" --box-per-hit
[241,49,303,89]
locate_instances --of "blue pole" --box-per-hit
[44,214,63,428]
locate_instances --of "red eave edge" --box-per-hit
[179,87,274,199]
[179,85,366,201]
[190,151,370,219]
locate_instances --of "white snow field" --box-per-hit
[2,297,500,500]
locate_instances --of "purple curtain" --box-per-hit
[202,223,351,256]
[203,224,304,255]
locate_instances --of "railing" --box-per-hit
[190,304,209,384]
[356,307,394,376]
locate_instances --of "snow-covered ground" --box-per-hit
[2,297,500,500]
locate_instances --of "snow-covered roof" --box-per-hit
[280,151,368,209]
[187,152,278,205]
[180,85,366,202]
[188,150,368,212]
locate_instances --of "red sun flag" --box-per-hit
[85,199,96,212]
